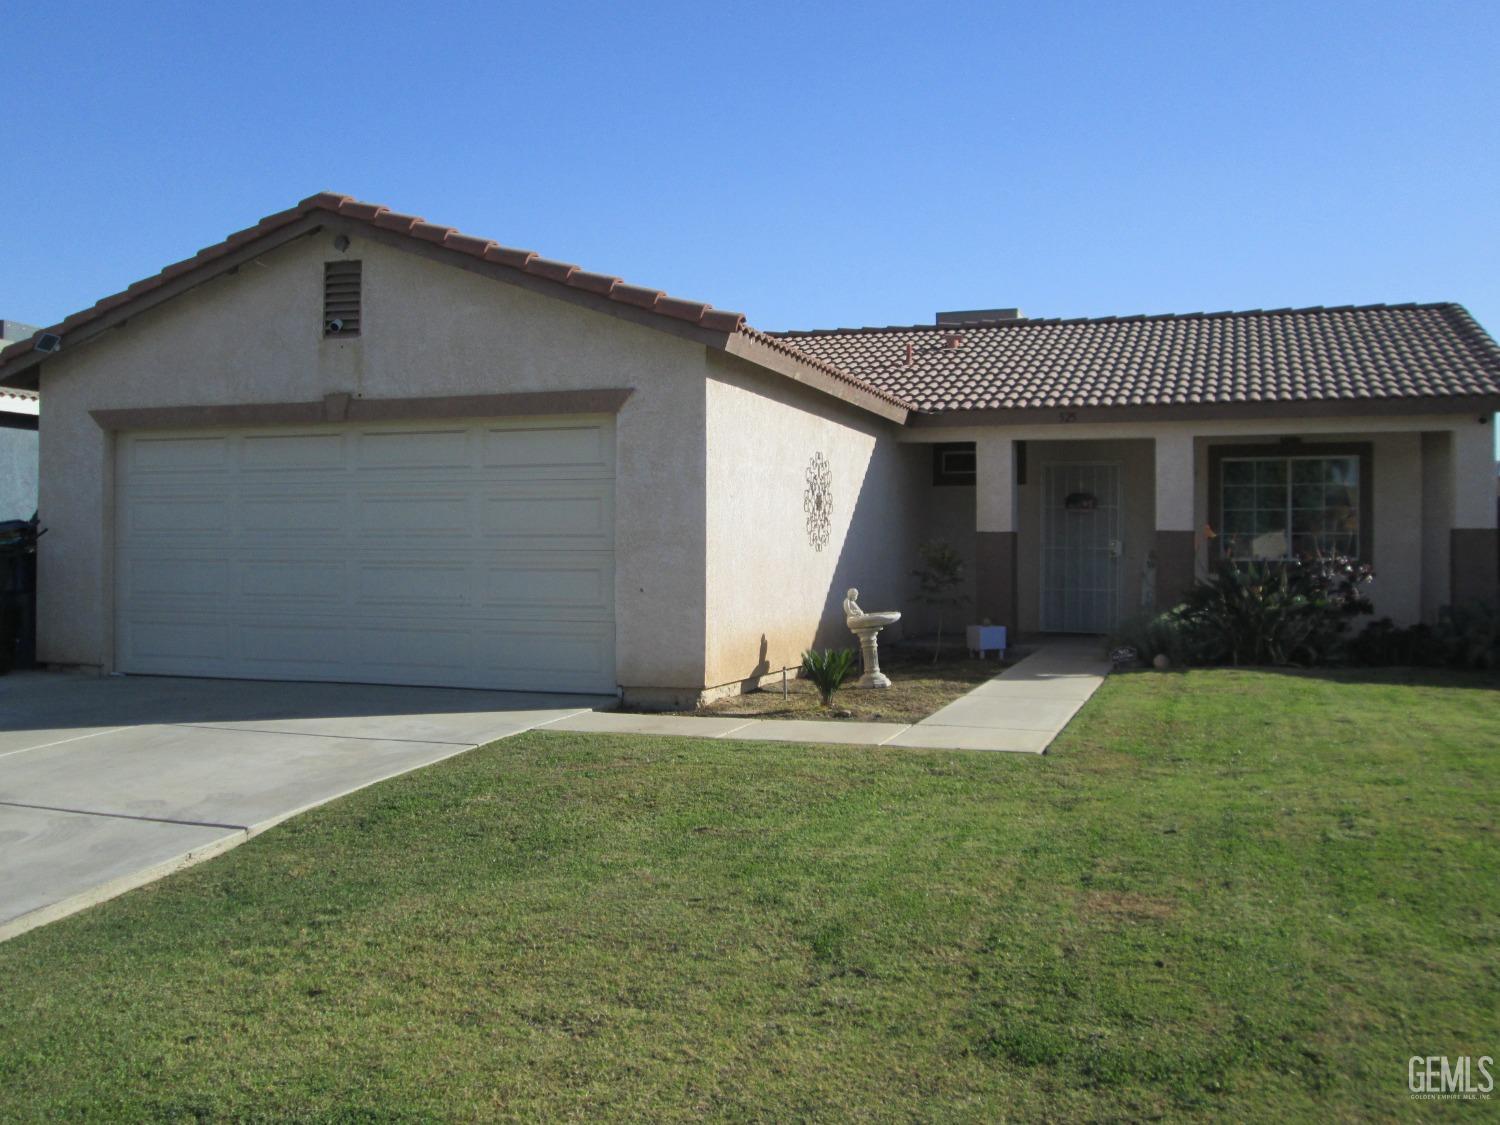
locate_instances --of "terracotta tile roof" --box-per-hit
[8,193,1493,425]
[0,192,911,418]
[732,325,911,411]
[0,192,749,372]
[773,304,1500,414]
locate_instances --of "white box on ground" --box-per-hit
[966,625,1007,658]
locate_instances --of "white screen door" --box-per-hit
[1040,462,1122,633]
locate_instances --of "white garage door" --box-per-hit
[114,417,616,694]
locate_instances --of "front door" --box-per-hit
[1040,462,1122,633]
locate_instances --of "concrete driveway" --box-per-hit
[0,672,609,941]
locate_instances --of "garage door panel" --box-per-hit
[123,618,234,667]
[481,425,611,473]
[354,561,472,607]
[239,621,354,668]
[122,556,232,600]
[115,418,617,693]
[356,491,473,534]
[478,558,612,613]
[241,432,347,470]
[354,625,475,673]
[241,559,348,600]
[130,435,230,472]
[356,428,472,469]
[127,496,232,535]
[241,493,351,534]
[474,622,614,678]
[480,486,612,542]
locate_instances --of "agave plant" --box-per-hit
[800,648,858,706]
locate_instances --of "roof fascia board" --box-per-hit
[5,203,905,424]
[723,331,909,424]
[335,217,732,351]
[0,215,327,391]
[355,230,907,420]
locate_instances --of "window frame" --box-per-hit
[931,442,977,486]
[1207,442,1373,563]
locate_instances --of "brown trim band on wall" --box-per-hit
[975,531,1019,631]
[1450,528,1500,608]
[90,388,634,432]
[1205,440,1374,563]
[1154,530,1196,609]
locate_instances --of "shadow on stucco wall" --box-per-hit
[805,442,930,654]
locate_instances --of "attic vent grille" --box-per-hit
[323,260,362,336]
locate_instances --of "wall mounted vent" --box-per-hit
[323,261,362,337]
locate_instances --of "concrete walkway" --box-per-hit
[891,637,1112,751]
[540,638,1111,753]
[0,673,609,942]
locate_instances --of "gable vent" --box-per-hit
[323,260,362,336]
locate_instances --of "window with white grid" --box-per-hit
[1219,455,1360,561]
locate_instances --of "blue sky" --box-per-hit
[3,1,1497,342]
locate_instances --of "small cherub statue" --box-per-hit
[843,588,863,623]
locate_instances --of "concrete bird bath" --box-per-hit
[844,588,900,689]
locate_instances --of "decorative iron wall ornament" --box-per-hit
[803,452,833,551]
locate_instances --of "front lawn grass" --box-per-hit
[1,667,1496,1120]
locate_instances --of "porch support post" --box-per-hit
[975,435,1019,630]
[1450,419,1499,607]
[1154,434,1197,610]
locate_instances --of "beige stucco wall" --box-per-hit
[701,351,918,690]
[35,230,715,690]
[1450,419,1498,529]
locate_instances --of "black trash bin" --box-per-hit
[0,517,40,672]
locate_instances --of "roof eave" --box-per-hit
[341,217,734,352]
[0,191,753,391]
[0,212,328,392]
[723,332,910,424]
[906,393,1500,428]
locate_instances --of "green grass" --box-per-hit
[1,668,1497,1121]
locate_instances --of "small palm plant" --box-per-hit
[800,648,858,706]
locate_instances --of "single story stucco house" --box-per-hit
[1,193,1497,706]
